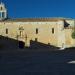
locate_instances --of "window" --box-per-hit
[2,12,4,18]
[35,38,38,42]
[36,28,38,34]
[6,28,8,34]
[52,28,54,34]
[19,26,24,37]
[1,7,2,10]
[0,12,1,18]
[20,31,22,36]
[20,31,23,37]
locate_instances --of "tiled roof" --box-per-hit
[0,18,65,22]
[0,17,74,22]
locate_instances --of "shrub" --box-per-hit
[72,31,75,39]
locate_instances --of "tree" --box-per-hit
[72,30,75,39]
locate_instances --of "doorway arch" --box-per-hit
[18,41,25,49]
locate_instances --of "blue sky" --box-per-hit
[2,0,75,18]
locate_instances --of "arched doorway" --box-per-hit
[18,41,25,49]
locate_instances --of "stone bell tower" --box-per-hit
[0,2,7,20]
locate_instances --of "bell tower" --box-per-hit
[0,2,7,20]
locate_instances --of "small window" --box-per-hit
[0,12,1,18]
[2,12,5,18]
[36,28,38,34]
[20,31,21,36]
[35,38,38,42]
[6,28,8,34]
[1,7,2,10]
[52,28,54,34]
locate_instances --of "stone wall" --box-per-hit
[0,19,74,48]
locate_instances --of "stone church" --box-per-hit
[0,2,75,49]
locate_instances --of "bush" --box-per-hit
[72,31,75,39]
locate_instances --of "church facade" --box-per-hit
[0,2,75,49]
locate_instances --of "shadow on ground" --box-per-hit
[0,47,75,75]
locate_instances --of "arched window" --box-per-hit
[36,28,38,34]
[0,12,1,18]
[1,7,2,10]
[52,28,54,34]
[2,12,5,18]
[19,26,24,37]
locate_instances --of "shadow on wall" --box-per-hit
[0,35,75,51]
[0,35,19,50]
[0,35,26,49]
[0,35,59,50]
[30,40,59,50]
[65,47,75,50]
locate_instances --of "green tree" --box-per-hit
[72,30,75,39]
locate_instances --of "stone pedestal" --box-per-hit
[25,39,30,47]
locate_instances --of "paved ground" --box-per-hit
[0,48,75,75]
